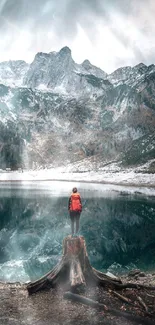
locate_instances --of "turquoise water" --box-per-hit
[0,181,155,282]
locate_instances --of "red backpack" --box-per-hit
[69,192,82,211]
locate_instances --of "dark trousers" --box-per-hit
[70,211,81,235]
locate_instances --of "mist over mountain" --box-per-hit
[0,46,155,171]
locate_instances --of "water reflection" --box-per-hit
[0,182,155,282]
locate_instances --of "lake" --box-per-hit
[0,181,155,282]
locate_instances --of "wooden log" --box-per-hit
[64,291,106,309]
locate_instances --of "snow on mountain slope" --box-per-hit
[0,46,155,171]
[0,60,29,87]
[23,46,110,97]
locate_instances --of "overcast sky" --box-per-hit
[0,0,155,73]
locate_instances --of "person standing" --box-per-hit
[68,187,82,236]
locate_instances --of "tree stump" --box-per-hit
[27,235,122,295]
[27,236,155,323]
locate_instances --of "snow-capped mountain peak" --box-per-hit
[0,46,155,172]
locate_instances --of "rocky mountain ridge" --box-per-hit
[1,47,155,94]
[0,46,155,171]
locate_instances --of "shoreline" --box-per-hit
[0,168,154,190]
[0,177,155,188]
[1,273,155,325]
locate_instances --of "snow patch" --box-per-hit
[37,84,48,91]
[0,167,154,195]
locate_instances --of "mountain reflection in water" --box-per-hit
[0,181,155,282]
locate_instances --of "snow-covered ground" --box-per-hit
[0,165,154,191]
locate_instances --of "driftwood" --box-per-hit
[110,290,133,305]
[137,296,149,313]
[64,291,154,325]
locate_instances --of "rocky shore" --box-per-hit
[1,271,155,325]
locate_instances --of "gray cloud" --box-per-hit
[0,0,155,72]
[0,0,137,38]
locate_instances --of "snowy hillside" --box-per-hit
[0,46,155,172]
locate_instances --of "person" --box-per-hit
[68,187,82,236]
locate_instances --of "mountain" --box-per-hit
[81,59,107,79]
[0,46,155,171]
[107,62,155,88]
[0,60,29,87]
[23,46,109,97]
